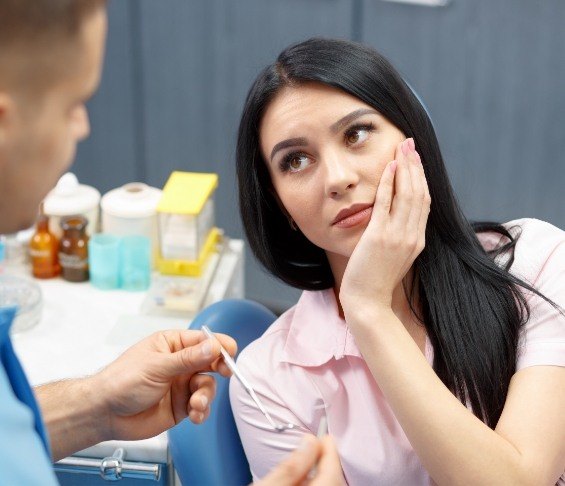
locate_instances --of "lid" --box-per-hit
[101,182,162,219]
[157,172,218,215]
[60,215,88,232]
[43,173,101,216]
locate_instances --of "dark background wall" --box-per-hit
[72,0,565,311]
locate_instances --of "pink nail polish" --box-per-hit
[402,140,410,156]
[408,138,415,151]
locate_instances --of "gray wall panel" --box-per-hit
[72,0,139,194]
[138,0,354,308]
[360,0,565,228]
[70,1,564,311]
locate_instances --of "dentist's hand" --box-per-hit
[257,435,345,486]
[340,137,431,314]
[93,329,237,441]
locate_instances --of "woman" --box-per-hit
[230,38,565,485]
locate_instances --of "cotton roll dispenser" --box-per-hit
[156,171,220,277]
[43,172,101,238]
[101,183,162,267]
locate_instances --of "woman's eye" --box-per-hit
[281,154,311,173]
[345,124,374,146]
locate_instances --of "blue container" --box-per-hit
[120,236,151,291]
[88,234,121,290]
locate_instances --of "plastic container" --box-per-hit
[156,172,220,276]
[120,235,151,291]
[89,234,121,289]
[43,173,101,238]
[0,235,5,274]
[101,183,162,266]
[0,275,43,333]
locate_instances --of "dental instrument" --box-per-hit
[201,325,295,433]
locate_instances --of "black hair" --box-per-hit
[236,37,561,428]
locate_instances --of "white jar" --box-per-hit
[43,173,101,238]
[101,183,162,265]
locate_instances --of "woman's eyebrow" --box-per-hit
[270,137,308,162]
[330,108,379,134]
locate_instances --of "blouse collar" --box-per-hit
[280,289,363,367]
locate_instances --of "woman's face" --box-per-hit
[259,82,405,259]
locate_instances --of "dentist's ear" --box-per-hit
[0,92,16,147]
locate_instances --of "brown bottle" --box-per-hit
[30,210,60,279]
[59,215,89,282]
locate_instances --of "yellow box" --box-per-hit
[157,171,219,276]
[157,171,218,215]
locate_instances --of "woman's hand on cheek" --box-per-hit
[339,137,431,316]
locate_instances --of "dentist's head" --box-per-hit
[0,0,108,233]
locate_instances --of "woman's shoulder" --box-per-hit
[478,218,564,282]
[230,291,328,425]
[236,303,298,368]
[505,217,564,249]
[236,288,348,372]
[492,219,565,371]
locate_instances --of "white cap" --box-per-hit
[101,183,162,219]
[43,173,101,216]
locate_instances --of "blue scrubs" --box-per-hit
[0,307,58,485]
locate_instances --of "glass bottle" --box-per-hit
[30,211,60,279]
[59,215,89,282]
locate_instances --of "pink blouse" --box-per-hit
[230,218,565,484]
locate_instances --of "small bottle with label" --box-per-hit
[30,209,61,279]
[59,215,89,282]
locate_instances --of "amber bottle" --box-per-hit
[59,216,89,282]
[30,211,60,278]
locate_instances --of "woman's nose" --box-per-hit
[323,152,359,197]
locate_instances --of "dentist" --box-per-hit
[0,1,341,484]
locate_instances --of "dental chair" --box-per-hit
[168,299,277,486]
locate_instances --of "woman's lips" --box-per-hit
[332,206,373,228]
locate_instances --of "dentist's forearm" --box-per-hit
[36,376,110,462]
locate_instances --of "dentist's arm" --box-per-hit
[37,329,236,461]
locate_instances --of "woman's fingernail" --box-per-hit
[402,140,410,156]
[408,138,415,151]
[200,395,209,409]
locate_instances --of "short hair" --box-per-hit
[0,0,107,95]
[0,0,107,47]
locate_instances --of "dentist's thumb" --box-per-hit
[256,435,321,486]
[160,338,222,377]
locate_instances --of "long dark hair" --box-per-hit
[236,38,560,428]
